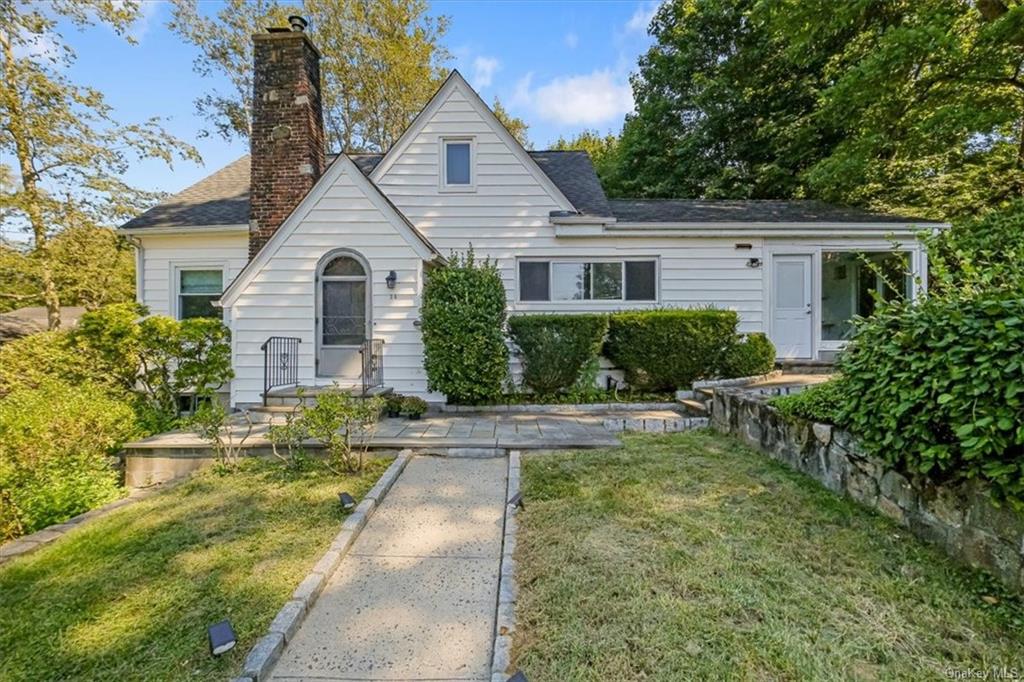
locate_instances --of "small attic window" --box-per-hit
[441,138,474,191]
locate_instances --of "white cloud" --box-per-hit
[471,56,500,89]
[513,70,633,126]
[625,1,660,34]
[565,31,579,49]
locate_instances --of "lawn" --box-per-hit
[0,457,390,681]
[513,431,1024,681]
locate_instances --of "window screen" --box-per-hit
[519,261,550,301]
[625,261,657,301]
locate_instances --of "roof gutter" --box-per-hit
[552,219,949,239]
[117,223,250,236]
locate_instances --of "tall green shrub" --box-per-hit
[508,314,609,395]
[721,332,776,378]
[838,294,1024,504]
[0,380,137,539]
[0,330,107,397]
[605,309,739,391]
[420,251,508,403]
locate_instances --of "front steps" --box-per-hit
[263,384,393,408]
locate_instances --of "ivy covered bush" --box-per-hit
[837,293,1024,504]
[0,380,138,539]
[421,250,509,404]
[604,309,739,391]
[721,332,776,378]
[508,314,609,395]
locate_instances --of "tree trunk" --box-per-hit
[0,28,61,329]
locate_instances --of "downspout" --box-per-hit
[124,235,145,306]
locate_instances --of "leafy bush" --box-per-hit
[771,380,847,425]
[838,293,1024,504]
[421,250,509,404]
[0,380,137,539]
[0,330,109,397]
[399,395,428,417]
[508,314,609,395]
[604,309,739,391]
[300,388,384,473]
[925,200,1024,295]
[721,332,776,378]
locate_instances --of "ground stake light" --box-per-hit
[208,619,237,656]
[338,492,356,511]
[507,671,528,682]
[508,492,524,510]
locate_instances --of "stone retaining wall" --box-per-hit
[711,388,1024,592]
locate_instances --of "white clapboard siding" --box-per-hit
[228,162,429,406]
[374,83,767,336]
[136,232,249,318]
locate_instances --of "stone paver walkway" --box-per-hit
[270,455,508,681]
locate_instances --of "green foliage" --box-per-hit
[837,293,1024,504]
[604,309,739,391]
[925,200,1024,295]
[188,398,253,471]
[0,380,137,539]
[399,395,428,417]
[721,332,776,378]
[507,314,609,395]
[300,388,384,472]
[266,407,310,469]
[421,250,509,404]
[492,96,530,148]
[771,380,847,425]
[0,330,107,397]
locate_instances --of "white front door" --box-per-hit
[771,254,813,359]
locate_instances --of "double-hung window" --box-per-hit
[177,269,223,320]
[518,259,658,302]
[440,137,474,190]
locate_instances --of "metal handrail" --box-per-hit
[360,338,384,396]
[261,336,301,405]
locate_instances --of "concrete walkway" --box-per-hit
[270,455,508,681]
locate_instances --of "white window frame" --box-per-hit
[515,257,660,305]
[171,263,226,321]
[439,136,476,192]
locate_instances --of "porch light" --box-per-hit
[385,270,397,289]
[338,492,356,511]
[746,258,762,268]
[208,619,237,656]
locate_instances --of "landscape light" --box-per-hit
[208,620,237,656]
[508,492,524,510]
[507,672,528,682]
[338,492,356,511]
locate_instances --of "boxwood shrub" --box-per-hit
[508,314,609,395]
[604,309,739,391]
[721,332,776,378]
[771,379,846,425]
[421,251,509,404]
[837,293,1024,504]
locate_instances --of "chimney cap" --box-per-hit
[288,15,308,32]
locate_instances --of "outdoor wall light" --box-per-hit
[746,257,762,268]
[734,243,753,250]
[208,620,237,656]
[338,492,356,511]
[385,270,397,289]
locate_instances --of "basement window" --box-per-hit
[518,259,658,302]
[441,138,474,190]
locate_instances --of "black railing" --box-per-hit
[261,336,300,405]
[360,338,384,395]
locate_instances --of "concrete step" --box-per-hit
[264,385,393,407]
[677,398,709,416]
[695,387,715,399]
[246,405,303,423]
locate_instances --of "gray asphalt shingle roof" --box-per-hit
[120,151,936,230]
[607,199,938,224]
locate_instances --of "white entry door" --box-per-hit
[771,254,813,359]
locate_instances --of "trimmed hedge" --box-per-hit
[721,332,776,378]
[604,309,739,391]
[771,379,846,425]
[508,314,609,395]
[838,293,1024,504]
[421,251,509,404]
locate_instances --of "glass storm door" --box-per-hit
[317,254,369,379]
[771,254,813,359]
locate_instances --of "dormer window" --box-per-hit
[441,137,474,191]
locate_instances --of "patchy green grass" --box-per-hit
[513,431,1024,681]
[0,458,390,681]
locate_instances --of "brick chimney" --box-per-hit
[248,16,326,258]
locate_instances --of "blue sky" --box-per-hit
[54,0,658,201]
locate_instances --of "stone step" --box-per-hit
[695,387,715,399]
[264,385,393,407]
[677,398,709,416]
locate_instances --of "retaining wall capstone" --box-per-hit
[711,388,1024,593]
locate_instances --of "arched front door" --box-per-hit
[316,251,370,379]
